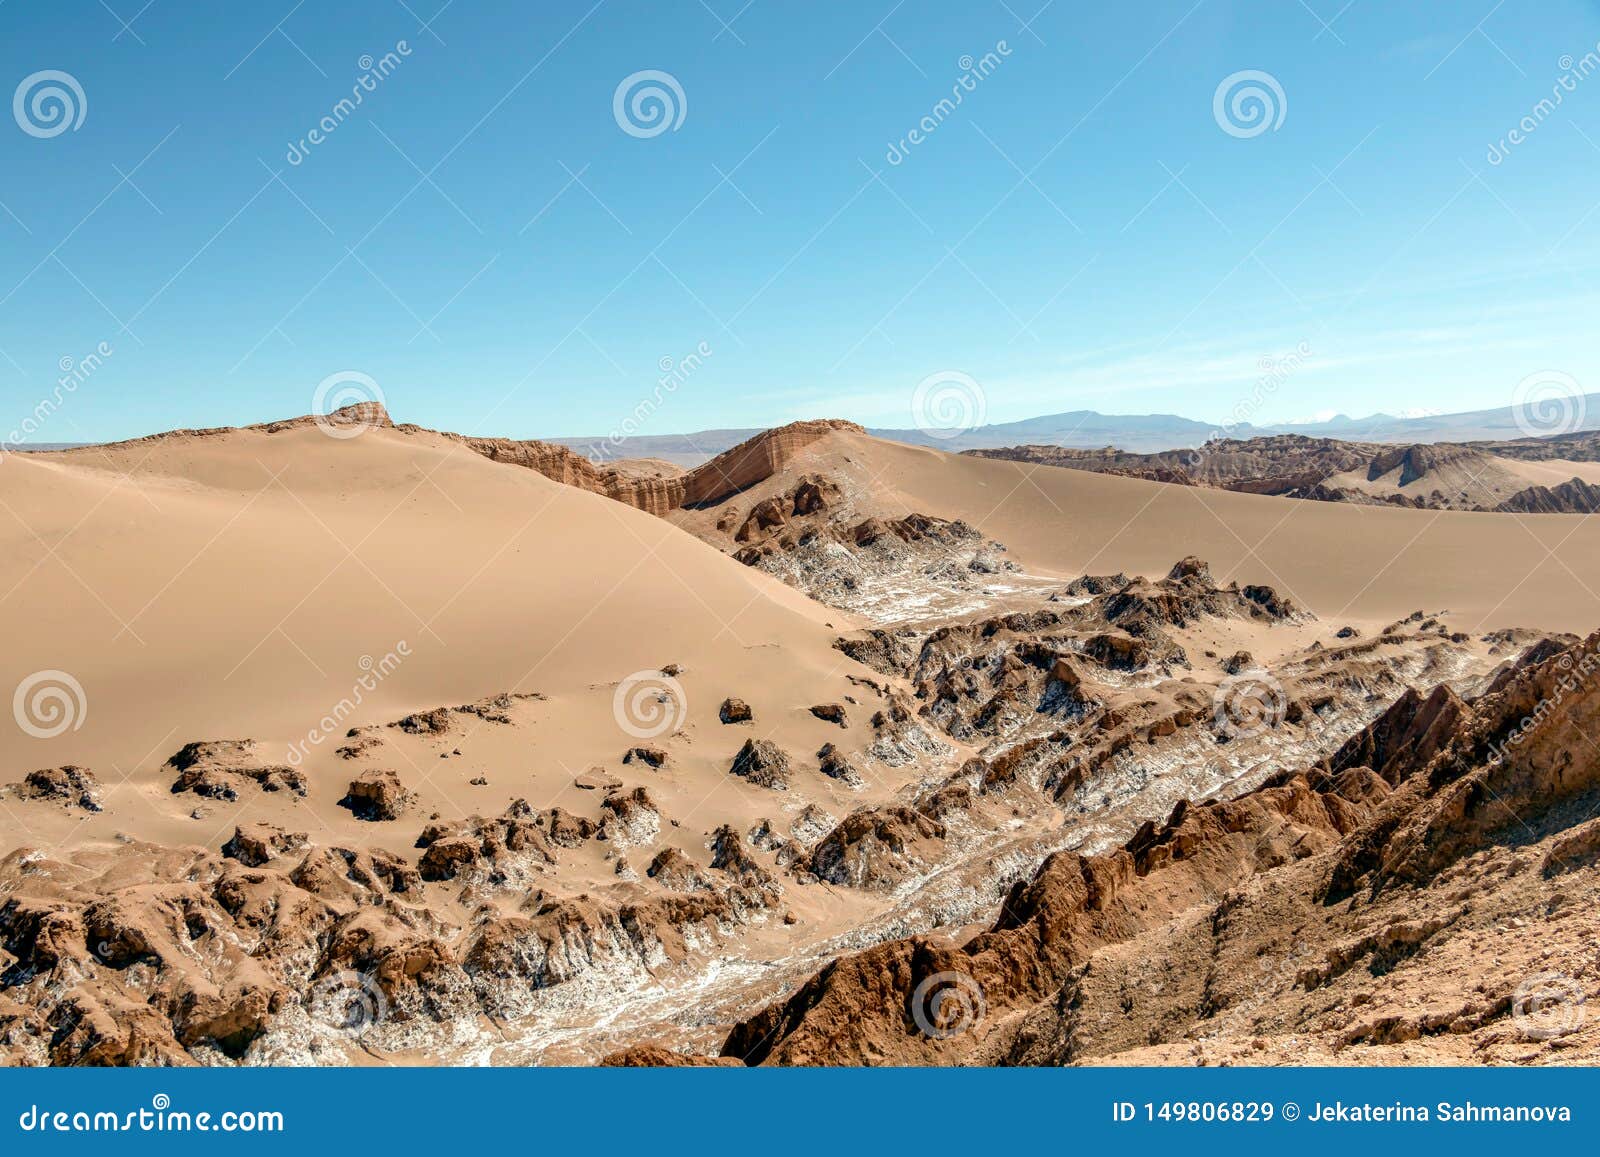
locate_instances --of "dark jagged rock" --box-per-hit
[809,703,848,727]
[729,739,792,790]
[5,766,103,812]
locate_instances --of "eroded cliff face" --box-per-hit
[679,420,866,507]
[969,435,1600,514]
[452,435,686,517]
[436,420,867,518]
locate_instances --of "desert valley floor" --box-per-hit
[3,408,1600,1066]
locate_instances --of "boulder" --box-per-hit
[7,765,103,812]
[809,703,848,727]
[338,769,410,821]
[729,739,792,790]
[221,823,307,867]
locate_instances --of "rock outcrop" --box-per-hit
[337,769,410,822]
[165,741,307,800]
[729,739,792,790]
[439,420,865,518]
[3,766,103,812]
[702,632,1600,1066]
[969,434,1600,514]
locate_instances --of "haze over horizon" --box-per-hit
[3,1,1599,445]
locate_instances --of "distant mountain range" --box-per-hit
[20,393,1599,465]
[546,393,1600,462]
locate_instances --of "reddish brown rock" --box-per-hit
[5,766,103,812]
[338,769,410,821]
[221,823,307,867]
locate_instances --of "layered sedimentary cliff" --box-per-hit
[437,419,865,518]
[970,434,1600,514]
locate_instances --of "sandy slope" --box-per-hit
[690,429,1600,633]
[0,423,864,808]
[14,416,1593,781]
[1320,453,1600,504]
[7,412,1600,1066]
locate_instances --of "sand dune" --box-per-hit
[0,422,859,783]
[7,411,1600,1067]
[13,415,1595,798]
[682,428,1600,633]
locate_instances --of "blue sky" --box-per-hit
[2,0,1599,442]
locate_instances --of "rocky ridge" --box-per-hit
[969,434,1600,514]
[609,630,1600,1066]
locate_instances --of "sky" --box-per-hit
[2,0,1599,443]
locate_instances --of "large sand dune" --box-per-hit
[0,422,856,782]
[10,416,1598,781]
[7,413,1600,1067]
[689,428,1600,633]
